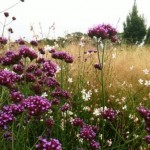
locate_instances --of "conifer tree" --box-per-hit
[123,0,146,44]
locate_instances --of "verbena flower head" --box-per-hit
[23,96,51,116]
[51,88,70,99]
[3,104,24,116]
[0,70,21,87]
[94,63,102,70]
[9,91,24,103]
[45,118,55,128]
[44,77,60,88]
[102,108,118,121]
[88,24,117,42]
[137,106,150,122]
[61,103,70,112]
[8,28,13,33]
[38,48,45,55]
[12,64,24,75]
[0,37,7,45]
[72,118,84,127]
[145,135,150,144]
[19,46,38,60]
[0,110,14,129]
[42,60,57,77]
[36,137,62,150]
[16,38,25,45]
[12,17,16,20]
[26,64,37,73]
[31,84,42,95]
[51,51,73,63]
[4,12,9,17]
[1,50,22,65]
[90,140,101,150]
[30,40,38,46]
[80,125,96,141]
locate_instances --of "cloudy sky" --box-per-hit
[0,0,150,40]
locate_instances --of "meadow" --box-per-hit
[0,13,150,150]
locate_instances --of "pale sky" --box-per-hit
[0,0,150,40]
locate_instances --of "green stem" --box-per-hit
[1,17,7,37]
[101,41,106,110]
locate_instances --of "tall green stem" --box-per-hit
[96,39,106,150]
[1,17,7,37]
[101,41,106,110]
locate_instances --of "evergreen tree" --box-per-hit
[123,1,146,44]
[145,27,150,44]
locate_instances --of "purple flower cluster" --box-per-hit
[44,77,60,88]
[51,88,70,99]
[94,63,102,70]
[90,140,101,150]
[88,24,117,42]
[0,50,21,65]
[145,135,150,144]
[24,73,36,82]
[42,60,57,77]
[61,103,70,112]
[0,104,24,129]
[84,50,97,54]
[4,12,9,17]
[0,70,21,87]
[102,108,117,121]
[72,118,84,127]
[51,51,73,63]
[0,37,7,45]
[9,91,24,103]
[80,125,96,140]
[30,40,38,46]
[16,38,25,45]
[3,104,24,116]
[38,48,45,55]
[13,64,24,74]
[45,118,55,128]
[23,96,51,116]
[137,106,150,144]
[0,110,14,129]
[31,84,42,95]
[26,64,37,73]
[36,137,62,150]
[19,46,38,60]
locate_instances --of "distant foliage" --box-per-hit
[123,2,146,44]
[145,27,150,44]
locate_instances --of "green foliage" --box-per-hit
[145,27,150,44]
[123,2,146,44]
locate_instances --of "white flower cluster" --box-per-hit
[138,79,150,86]
[81,89,92,101]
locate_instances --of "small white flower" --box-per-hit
[143,69,149,75]
[83,106,91,111]
[144,80,150,86]
[68,78,73,83]
[81,89,92,101]
[112,53,116,59]
[94,89,98,93]
[93,108,101,116]
[44,45,54,51]
[122,105,127,110]
[106,139,112,147]
[138,79,144,85]
[79,41,85,47]
[41,92,48,97]
[129,66,134,70]
[56,66,61,73]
